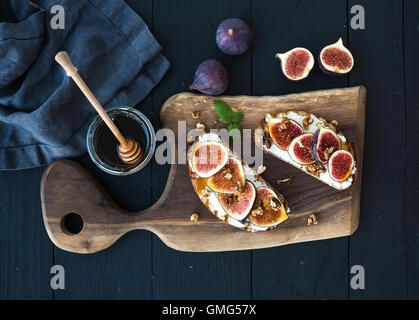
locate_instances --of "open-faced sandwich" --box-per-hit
[255,111,356,190]
[187,133,290,232]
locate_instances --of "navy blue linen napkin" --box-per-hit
[0,0,169,170]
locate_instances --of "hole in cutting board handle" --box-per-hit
[60,212,84,235]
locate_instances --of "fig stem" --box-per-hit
[275,53,284,60]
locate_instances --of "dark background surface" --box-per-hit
[0,0,418,299]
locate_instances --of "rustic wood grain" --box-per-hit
[49,0,154,299]
[41,86,365,254]
[150,0,253,299]
[251,0,351,300]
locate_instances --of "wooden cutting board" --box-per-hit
[41,86,366,253]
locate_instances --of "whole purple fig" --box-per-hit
[216,18,252,55]
[190,59,229,96]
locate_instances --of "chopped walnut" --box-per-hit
[307,213,318,225]
[192,111,200,119]
[331,120,339,126]
[302,115,314,129]
[251,207,264,217]
[223,167,232,174]
[196,122,206,131]
[323,146,335,161]
[279,117,290,130]
[326,146,335,154]
[201,188,211,197]
[187,135,195,143]
[323,150,330,161]
[224,172,233,180]
[307,163,326,176]
[257,165,267,174]
[190,213,199,222]
[277,176,293,186]
[328,124,337,133]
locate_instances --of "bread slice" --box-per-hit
[255,111,356,190]
[187,133,289,232]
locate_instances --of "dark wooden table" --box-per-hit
[0,0,417,299]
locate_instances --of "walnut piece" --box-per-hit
[224,172,233,180]
[257,165,267,174]
[279,117,290,130]
[331,120,339,126]
[307,163,327,176]
[323,146,335,161]
[190,213,199,222]
[187,135,195,143]
[196,122,206,131]
[302,115,314,128]
[192,111,200,119]
[201,188,211,197]
[251,207,264,217]
[328,124,337,133]
[307,213,318,225]
[277,176,293,186]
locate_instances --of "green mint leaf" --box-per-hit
[228,123,241,140]
[214,100,233,119]
[219,115,232,124]
[231,112,244,123]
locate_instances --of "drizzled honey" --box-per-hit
[94,114,150,168]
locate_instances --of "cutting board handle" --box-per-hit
[40,160,153,253]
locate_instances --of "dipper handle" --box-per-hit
[55,51,128,147]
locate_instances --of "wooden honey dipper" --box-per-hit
[55,51,142,165]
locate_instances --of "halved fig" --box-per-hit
[328,150,354,182]
[207,157,245,194]
[288,133,316,165]
[275,47,314,81]
[249,187,288,228]
[192,141,229,178]
[311,127,341,163]
[319,38,354,75]
[269,117,304,150]
[218,181,256,220]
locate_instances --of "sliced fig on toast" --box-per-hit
[249,187,289,228]
[192,141,229,178]
[189,133,290,231]
[268,117,303,150]
[207,157,245,194]
[218,181,256,221]
[255,111,356,190]
[311,127,340,163]
[328,150,354,182]
[288,133,316,165]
